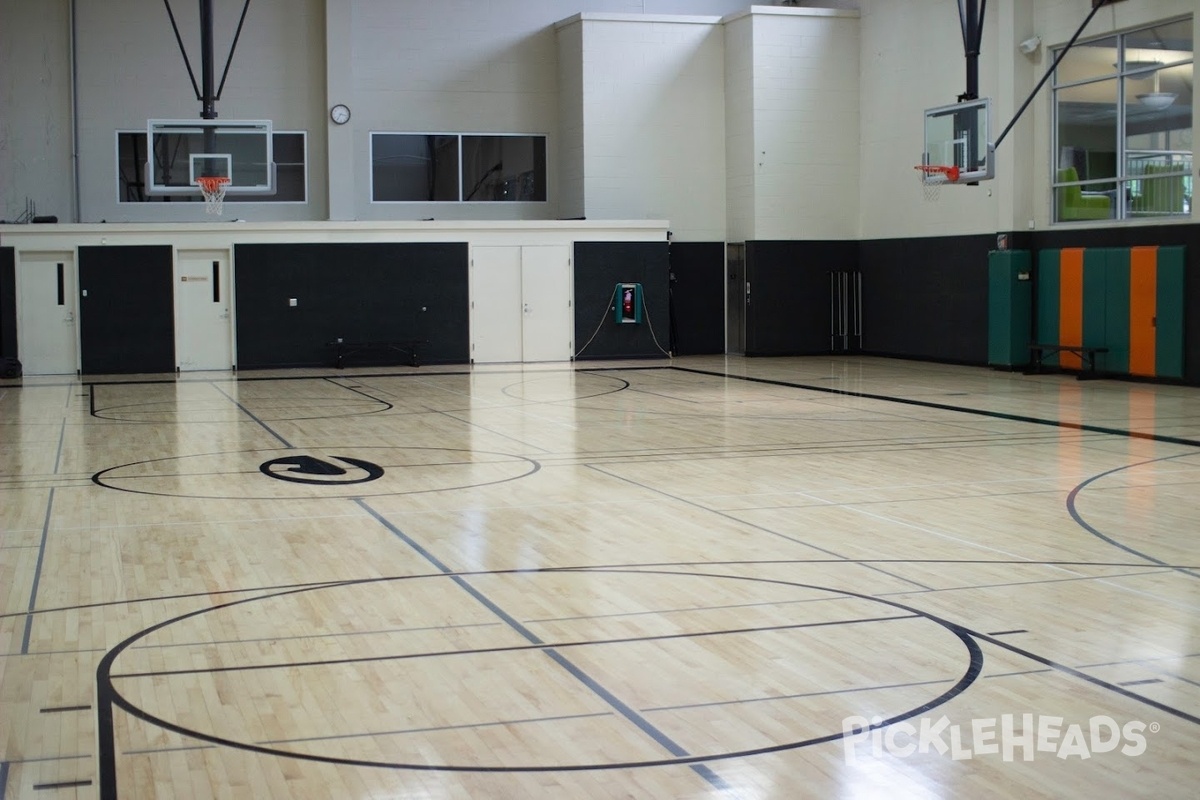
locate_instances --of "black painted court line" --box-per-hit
[0,761,7,800]
[120,744,215,757]
[643,677,958,713]
[668,365,1200,449]
[209,383,293,448]
[527,593,854,623]
[1118,678,1164,687]
[128,621,503,651]
[321,377,394,414]
[872,568,1169,598]
[0,578,349,622]
[108,613,923,680]
[0,755,90,765]
[968,630,1200,726]
[51,419,66,475]
[33,780,92,790]
[986,629,1028,636]
[40,705,91,714]
[585,463,936,592]
[355,499,731,792]
[0,648,107,659]
[21,488,56,655]
[1067,452,1200,580]
[19,557,1196,625]
[259,711,614,746]
[982,668,1054,679]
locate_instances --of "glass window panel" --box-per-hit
[1124,18,1192,67]
[1124,63,1192,218]
[371,134,459,202]
[461,135,547,202]
[1055,79,1118,181]
[1054,36,1117,85]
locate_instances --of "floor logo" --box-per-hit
[258,454,385,485]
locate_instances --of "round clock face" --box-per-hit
[330,104,351,125]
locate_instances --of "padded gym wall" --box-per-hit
[1,248,16,358]
[857,234,994,364]
[78,245,175,374]
[744,240,853,356]
[668,242,725,356]
[234,243,469,370]
[1033,223,1198,383]
[1035,245,1186,380]
[573,241,669,360]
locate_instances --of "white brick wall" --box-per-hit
[556,20,587,220]
[576,16,727,241]
[750,10,860,240]
[725,14,756,243]
[0,0,72,222]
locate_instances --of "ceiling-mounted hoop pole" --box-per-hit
[199,0,216,120]
[993,0,1110,150]
[216,0,252,101]
[163,0,201,102]
[957,0,987,101]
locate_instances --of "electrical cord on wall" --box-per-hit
[575,284,673,360]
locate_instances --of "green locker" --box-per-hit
[1036,250,1061,366]
[1156,245,1186,379]
[1101,248,1130,375]
[987,250,1033,367]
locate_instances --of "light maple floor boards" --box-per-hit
[2,355,1199,799]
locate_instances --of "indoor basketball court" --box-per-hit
[1,0,1197,798]
[3,357,1200,798]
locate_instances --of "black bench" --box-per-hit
[1027,343,1108,378]
[327,340,424,369]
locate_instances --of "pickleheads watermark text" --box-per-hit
[842,714,1158,763]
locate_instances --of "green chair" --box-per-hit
[1131,164,1186,215]
[1056,167,1111,221]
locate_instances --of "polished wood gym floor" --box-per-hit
[2,355,1199,799]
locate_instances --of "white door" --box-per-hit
[470,246,523,363]
[16,251,77,375]
[520,245,573,362]
[175,249,233,371]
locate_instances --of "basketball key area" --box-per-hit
[2,358,1200,797]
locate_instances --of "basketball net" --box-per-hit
[196,176,231,216]
[915,165,959,203]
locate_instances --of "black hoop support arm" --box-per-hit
[993,0,1110,150]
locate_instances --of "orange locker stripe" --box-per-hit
[1058,248,1084,370]
[1129,246,1158,377]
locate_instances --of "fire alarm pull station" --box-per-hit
[615,283,643,324]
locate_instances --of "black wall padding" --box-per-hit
[78,245,175,374]
[234,243,469,369]
[573,241,670,360]
[668,242,725,356]
[1031,222,1199,384]
[857,234,994,364]
[744,240,856,356]
[0,248,15,358]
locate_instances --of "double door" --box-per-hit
[470,245,573,363]
[830,269,862,353]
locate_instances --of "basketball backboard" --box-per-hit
[147,119,274,195]
[921,98,995,184]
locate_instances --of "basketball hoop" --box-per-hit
[915,164,960,202]
[196,176,231,216]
